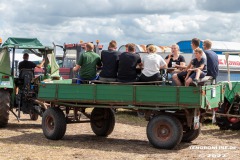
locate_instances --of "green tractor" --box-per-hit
[0,37,56,127]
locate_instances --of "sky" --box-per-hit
[1,0,240,52]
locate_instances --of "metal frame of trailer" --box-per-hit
[38,81,223,149]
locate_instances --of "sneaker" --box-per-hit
[192,79,198,86]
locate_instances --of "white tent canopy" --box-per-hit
[211,41,240,52]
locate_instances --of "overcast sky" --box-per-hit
[1,0,240,51]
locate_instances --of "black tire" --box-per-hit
[90,108,115,137]
[181,125,201,142]
[216,101,240,130]
[216,102,230,130]
[42,107,66,140]
[0,90,10,128]
[30,110,39,121]
[147,114,183,149]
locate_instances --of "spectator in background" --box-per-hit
[99,40,121,82]
[203,39,219,81]
[139,45,167,82]
[117,43,141,82]
[73,42,102,80]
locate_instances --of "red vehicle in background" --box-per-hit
[54,40,103,79]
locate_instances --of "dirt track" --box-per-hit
[0,114,239,160]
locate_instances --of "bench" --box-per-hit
[86,80,164,85]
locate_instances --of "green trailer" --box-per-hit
[38,80,223,149]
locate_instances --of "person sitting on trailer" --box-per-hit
[185,48,207,86]
[117,43,141,82]
[203,39,219,83]
[172,38,207,86]
[99,40,121,82]
[139,45,167,82]
[73,42,102,80]
[165,44,186,71]
[164,44,186,82]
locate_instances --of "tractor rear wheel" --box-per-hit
[216,101,240,130]
[0,90,10,128]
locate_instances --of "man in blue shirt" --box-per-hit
[203,39,219,79]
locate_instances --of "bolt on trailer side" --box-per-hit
[38,81,222,149]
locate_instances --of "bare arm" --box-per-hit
[164,54,172,66]
[197,64,204,70]
[185,64,194,79]
[160,64,167,69]
[36,59,45,68]
[73,65,81,71]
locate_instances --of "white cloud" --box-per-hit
[0,0,240,48]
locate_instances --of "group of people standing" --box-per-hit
[73,38,219,86]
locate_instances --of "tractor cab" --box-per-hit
[0,37,55,125]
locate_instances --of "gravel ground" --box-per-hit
[0,113,239,160]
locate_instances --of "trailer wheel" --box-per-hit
[30,110,39,121]
[0,90,10,128]
[42,107,66,140]
[181,125,201,142]
[90,108,115,137]
[216,101,240,130]
[147,114,183,149]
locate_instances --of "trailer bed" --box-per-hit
[38,81,223,110]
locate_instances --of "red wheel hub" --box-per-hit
[228,117,240,123]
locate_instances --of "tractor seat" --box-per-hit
[18,69,34,87]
